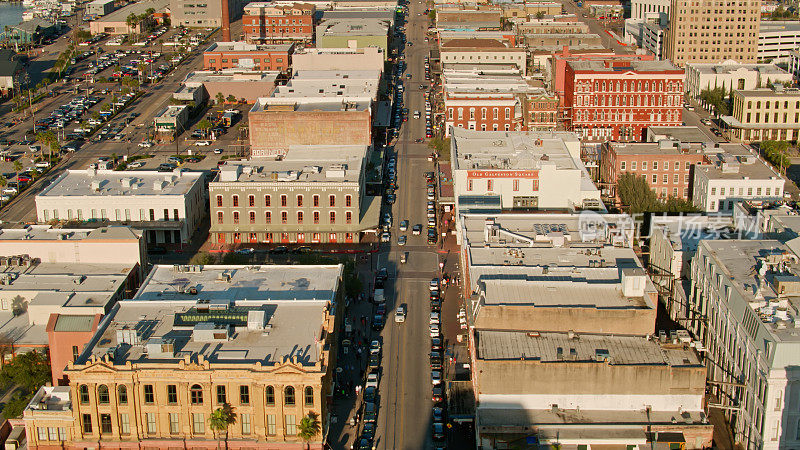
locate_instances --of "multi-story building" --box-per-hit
[439,30,517,47]
[169,0,245,28]
[210,145,379,245]
[435,10,502,31]
[563,59,684,141]
[525,91,559,131]
[522,32,603,50]
[85,0,115,17]
[439,38,527,76]
[248,70,379,157]
[23,264,344,450]
[457,213,712,448]
[153,105,189,136]
[182,71,279,104]
[515,20,589,35]
[242,2,315,43]
[630,0,670,21]
[549,47,655,101]
[663,0,760,66]
[692,144,786,212]
[450,128,604,215]
[203,42,294,72]
[315,18,391,58]
[758,21,800,63]
[35,169,207,246]
[291,46,384,72]
[687,241,800,449]
[89,0,169,35]
[601,140,709,200]
[685,60,792,99]
[722,86,800,142]
[442,71,550,135]
[789,49,800,80]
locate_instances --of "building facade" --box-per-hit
[169,0,245,28]
[601,140,708,200]
[23,264,344,450]
[439,39,527,76]
[685,60,793,100]
[209,146,379,245]
[563,60,684,141]
[242,2,315,43]
[203,42,294,72]
[688,241,800,449]
[35,169,207,245]
[758,21,800,63]
[663,0,760,66]
[692,146,786,212]
[722,87,800,142]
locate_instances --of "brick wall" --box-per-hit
[249,110,372,156]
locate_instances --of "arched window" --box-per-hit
[118,385,128,405]
[280,195,287,207]
[297,211,303,223]
[217,212,223,224]
[329,195,335,207]
[98,385,109,404]
[232,195,239,207]
[233,211,239,224]
[345,195,352,207]
[79,385,90,404]
[216,195,223,207]
[190,384,203,405]
[284,386,295,405]
[296,195,303,207]
[265,195,271,207]
[249,211,256,224]
[330,211,336,223]
[265,211,271,224]
[304,386,314,406]
[248,195,255,207]
[265,386,275,405]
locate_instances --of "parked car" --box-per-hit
[395,305,406,323]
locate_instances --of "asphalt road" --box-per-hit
[371,3,443,450]
[560,0,633,53]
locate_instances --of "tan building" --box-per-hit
[439,38,528,76]
[23,264,344,450]
[663,0,760,66]
[722,86,800,142]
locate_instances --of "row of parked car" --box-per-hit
[428,278,448,447]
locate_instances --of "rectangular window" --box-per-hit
[117,414,130,436]
[265,195,271,207]
[652,174,657,183]
[631,161,637,170]
[47,427,58,441]
[146,412,156,434]
[100,414,112,434]
[487,180,493,191]
[513,179,519,191]
[72,345,80,361]
[248,195,254,207]
[216,385,227,404]
[241,413,251,435]
[653,161,658,170]
[642,162,647,170]
[82,414,93,433]
[192,413,204,434]
[267,414,276,436]
[285,414,297,435]
[144,385,154,404]
[169,413,180,434]
[620,161,626,170]
[167,385,178,404]
[240,386,250,405]
[38,428,47,441]
[711,187,717,195]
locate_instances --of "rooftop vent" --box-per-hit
[621,268,646,297]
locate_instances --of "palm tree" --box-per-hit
[197,119,213,138]
[12,160,22,182]
[216,92,225,105]
[297,412,321,449]
[209,403,236,450]
[0,176,7,188]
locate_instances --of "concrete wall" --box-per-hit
[292,48,385,72]
[248,110,372,157]
[474,304,657,336]
[203,81,276,103]
[476,358,706,411]
[46,314,102,386]
[0,239,143,267]
[316,36,389,58]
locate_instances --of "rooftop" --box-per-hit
[316,18,390,36]
[759,20,800,33]
[647,126,713,143]
[94,0,168,23]
[26,386,71,413]
[274,70,380,99]
[476,330,703,365]
[205,42,294,53]
[81,264,343,365]
[607,140,710,156]
[568,59,681,73]
[156,105,188,119]
[696,145,785,181]
[687,60,789,76]
[213,145,367,183]
[0,225,141,241]
[735,86,800,97]
[441,38,510,48]
[36,169,204,198]
[451,128,582,171]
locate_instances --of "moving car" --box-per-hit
[398,235,407,246]
[412,224,422,235]
[399,220,408,231]
[395,304,406,323]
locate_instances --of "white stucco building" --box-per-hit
[35,169,207,245]
[692,145,786,212]
[759,21,800,63]
[688,240,800,449]
[685,60,793,99]
[449,128,604,219]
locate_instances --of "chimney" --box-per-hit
[221,0,231,41]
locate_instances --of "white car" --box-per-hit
[413,110,421,119]
[127,161,144,169]
[430,312,440,325]
[366,372,380,389]
[399,220,409,232]
[370,340,381,354]
[138,141,153,148]
[380,232,391,243]
[395,305,406,323]
[35,161,51,169]
[195,141,211,146]
[398,235,407,246]
[2,187,17,195]
[430,278,439,291]
[213,148,224,154]
[429,323,440,337]
[431,370,442,385]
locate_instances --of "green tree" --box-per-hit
[126,13,140,40]
[216,92,225,104]
[699,87,730,116]
[427,137,451,160]
[297,411,321,449]
[343,260,362,299]
[226,94,237,103]
[12,160,22,181]
[760,140,791,174]
[36,130,58,162]
[535,11,545,19]
[0,351,51,419]
[209,403,236,450]
[189,252,217,265]
[616,172,699,214]
[197,118,213,137]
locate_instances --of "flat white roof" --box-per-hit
[215,145,367,183]
[37,169,203,198]
[451,128,582,171]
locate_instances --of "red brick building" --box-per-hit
[601,140,709,200]
[564,59,684,141]
[203,42,294,72]
[242,2,315,43]
[46,313,103,386]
